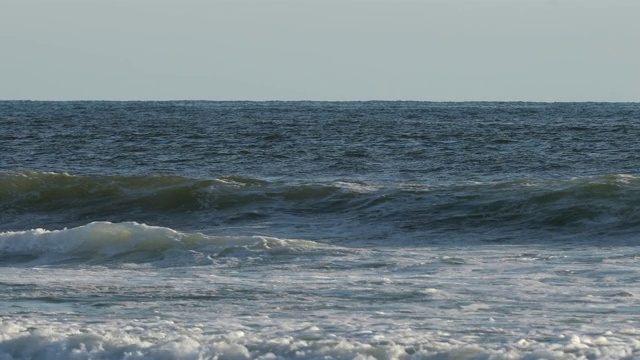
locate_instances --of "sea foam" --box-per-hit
[1,317,638,360]
[0,222,324,266]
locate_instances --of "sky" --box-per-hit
[1,0,639,101]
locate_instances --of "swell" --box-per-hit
[1,171,639,238]
[393,174,640,235]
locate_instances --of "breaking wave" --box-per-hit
[1,171,639,243]
[0,221,325,266]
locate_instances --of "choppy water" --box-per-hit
[1,101,640,359]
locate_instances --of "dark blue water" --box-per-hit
[1,101,639,243]
[2,101,639,182]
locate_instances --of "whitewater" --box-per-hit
[1,101,640,359]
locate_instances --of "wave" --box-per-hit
[0,221,326,266]
[1,171,639,241]
[396,174,640,234]
[0,171,358,214]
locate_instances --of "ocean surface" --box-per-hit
[1,101,640,359]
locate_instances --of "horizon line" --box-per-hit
[2,99,639,104]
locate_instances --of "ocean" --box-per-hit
[1,101,639,359]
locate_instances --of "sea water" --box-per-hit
[1,101,639,359]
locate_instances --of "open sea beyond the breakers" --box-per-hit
[1,101,640,359]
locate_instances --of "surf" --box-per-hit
[1,171,639,245]
[0,221,327,267]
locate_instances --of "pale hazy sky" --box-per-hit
[1,0,639,101]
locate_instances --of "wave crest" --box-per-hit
[0,221,324,266]
[1,171,639,243]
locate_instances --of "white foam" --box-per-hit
[333,181,381,193]
[0,222,325,265]
[2,317,640,360]
[3,229,640,359]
